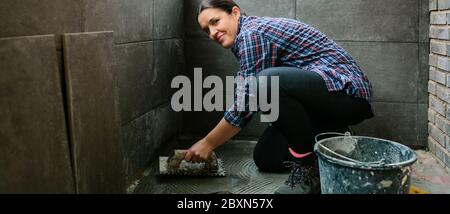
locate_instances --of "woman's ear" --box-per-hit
[231,6,241,18]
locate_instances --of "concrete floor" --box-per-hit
[410,150,450,194]
[131,140,450,194]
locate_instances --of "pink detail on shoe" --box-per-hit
[288,148,312,159]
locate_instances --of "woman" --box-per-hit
[184,0,374,194]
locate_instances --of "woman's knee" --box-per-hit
[253,134,290,172]
[253,152,286,173]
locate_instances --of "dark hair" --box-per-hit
[197,0,241,17]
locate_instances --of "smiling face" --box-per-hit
[197,7,241,49]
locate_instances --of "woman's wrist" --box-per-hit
[203,118,241,152]
[203,135,219,151]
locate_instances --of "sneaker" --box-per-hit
[274,157,320,194]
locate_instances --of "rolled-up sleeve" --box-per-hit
[224,31,277,128]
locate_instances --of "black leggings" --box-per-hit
[253,67,374,172]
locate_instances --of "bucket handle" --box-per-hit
[314,132,352,144]
[315,132,387,166]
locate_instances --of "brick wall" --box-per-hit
[428,0,450,169]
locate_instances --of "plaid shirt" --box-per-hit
[224,16,373,128]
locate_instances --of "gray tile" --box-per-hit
[122,103,182,184]
[430,40,446,55]
[430,54,438,67]
[182,38,240,137]
[116,42,154,124]
[435,144,445,162]
[183,110,268,140]
[0,35,74,193]
[420,0,431,42]
[153,0,184,39]
[154,39,185,68]
[154,39,185,75]
[83,0,153,44]
[0,0,82,48]
[429,108,436,124]
[153,39,184,106]
[117,39,183,124]
[63,31,124,193]
[184,0,205,38]
[430,11,446,24]
[430,94,446,116]
[180,88,239,137]
[296,0,419,42]
[431,67,447,85]
[437,55,450,71]
[419,104,430,147]
[118,0,153,42]
[185,0,296,38]
[442,152,449,168]
[429,26,450,40]
[439,0,450,9]
[339,42,419,103]
[436,83,450,103]
[185,38,239,80]
[447,135,450,153]
[430,0,437,11]
[153,39,184,109]
[419,43,430,104]
[82,0,118,34]
[352,102,421,147]
[429,136,437,154]
[183,111,224,137]
[235,0,296,18]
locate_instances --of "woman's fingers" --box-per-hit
[185,150,201,163]
[185,145,211,163]
[185,150,208,163]
[197,155,208,163]
[192,156,200,163]
[191,153,203,163]
[184,150,193,162]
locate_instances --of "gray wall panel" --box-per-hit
[0,35,74,193]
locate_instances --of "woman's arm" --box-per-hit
[185,118,241,162]
[185,32,273,162]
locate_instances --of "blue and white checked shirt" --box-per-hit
[224,16,373,128]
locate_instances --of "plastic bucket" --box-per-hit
[313,133,417,194]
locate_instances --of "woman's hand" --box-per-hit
[185,138,214,163]
[184,118,242,163]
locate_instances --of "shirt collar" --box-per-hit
[231,15,246,54]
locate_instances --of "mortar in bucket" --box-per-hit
[313,132,417,194]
